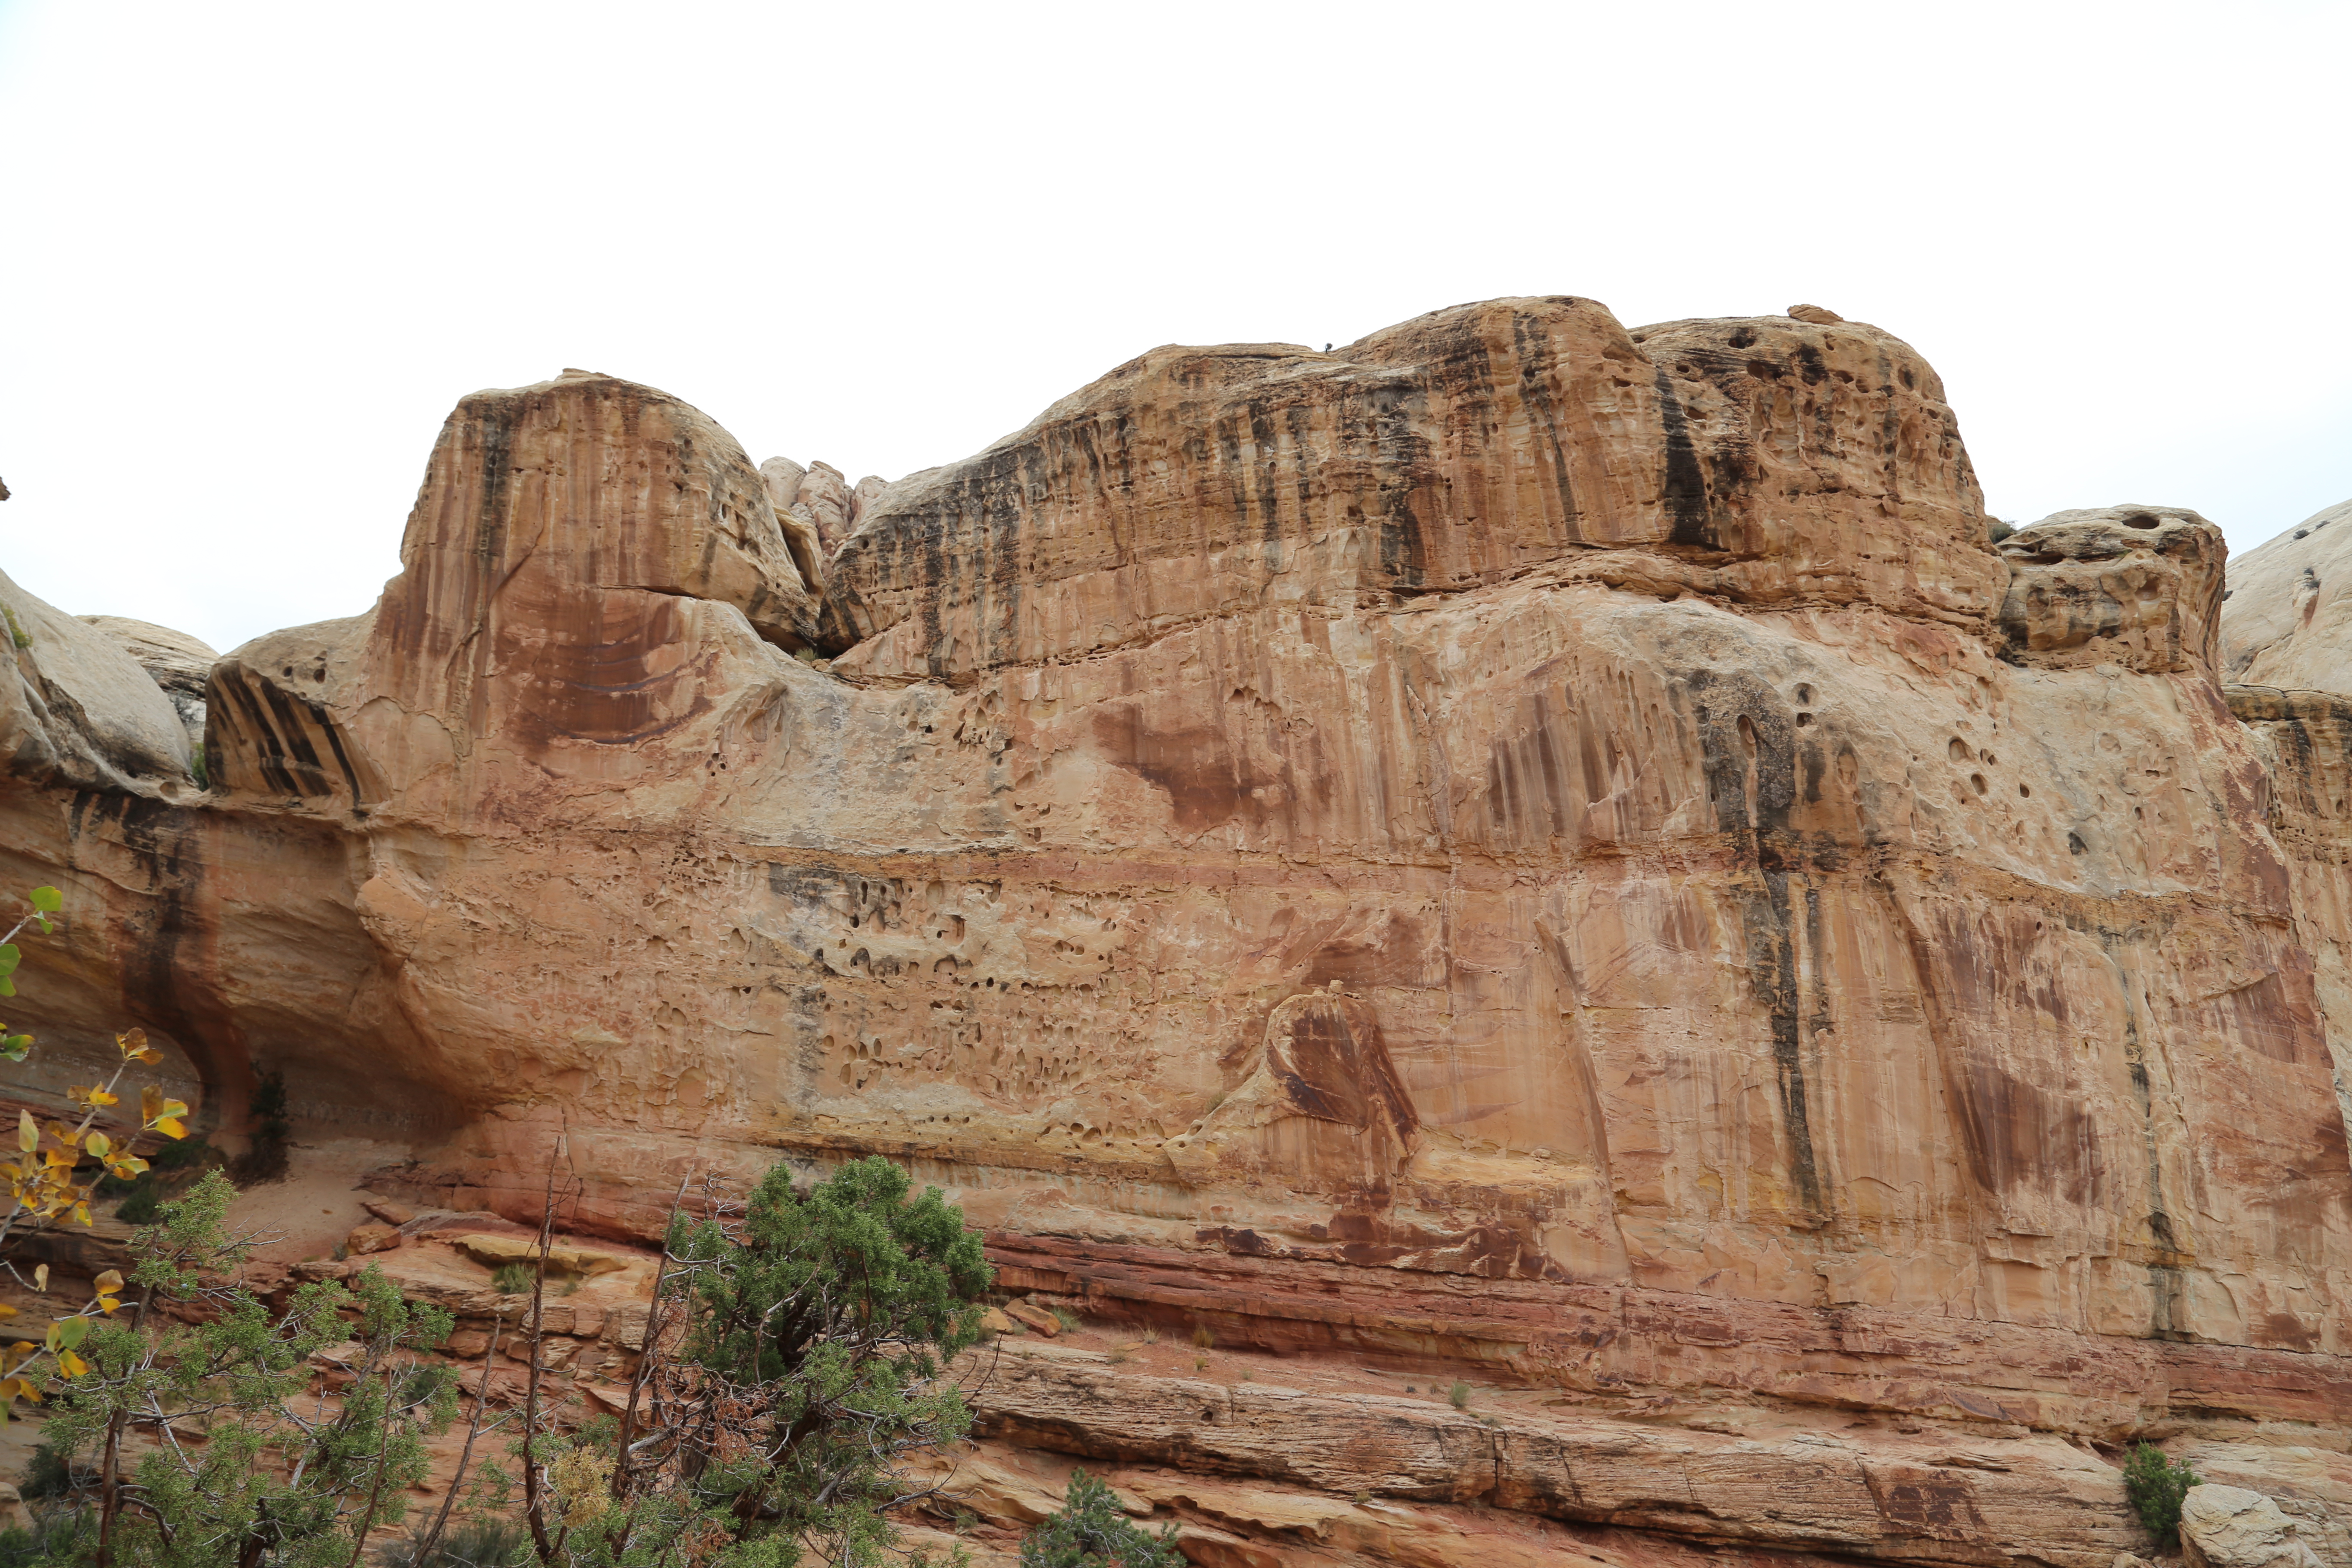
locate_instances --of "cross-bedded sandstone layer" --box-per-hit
[4,299,2350,1565]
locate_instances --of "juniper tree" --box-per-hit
[1019,1472,1179,1568]
[512,1155,993,1568]
[44,1170,459,1568]
[2123,1442,2201,1543]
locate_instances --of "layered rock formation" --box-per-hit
[5,302,2352,1564]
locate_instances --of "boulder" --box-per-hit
[793,460,854,553]
[2179,1485,2324,1568]
[757,456,808,514]
[345,1222,401,1255]
[1002,1300,1061,1337]
[77,614,215,755]
[0,567,194,792]
[444,1328,493,1359]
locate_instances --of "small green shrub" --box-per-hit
[21,1438,92,1500]
[490,1261,536,1295]
[375,1515,533,1567]
[1987,518,2015,544]
[1190,1324,1215,1350]
[0,1506,95,1568]
[1053,1306,1081,1333]
[101,1132,222,1221]
[231,1068,293,1183]
[1449,1380,1471,1409]
[1020,1468,1180,1568]
[2123,1442,2199,1540]
[2,604,30,650]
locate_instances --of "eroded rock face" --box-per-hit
[827,299,1998,682]
[2223,498,2352,692]
[1999,505,2226,675]
[6,299,2352,1564]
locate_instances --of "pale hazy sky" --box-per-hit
[2,1,2346,655]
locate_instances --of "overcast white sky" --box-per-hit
[2,0,2346,655]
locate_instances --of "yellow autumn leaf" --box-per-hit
[82,1132,108,1161]
[116,1027,147,1060]
[0,1306,14,1320]
[70,1201,91,1227]
[15,1112,32,1154]
[55,1350,86,1379]
[30,1265,45,1294]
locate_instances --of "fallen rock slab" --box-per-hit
[1003,1300,1062,1338]
[2180,1486,2324,1568]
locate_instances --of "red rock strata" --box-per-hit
[4,298,2350,1563]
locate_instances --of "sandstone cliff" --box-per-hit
[5,302,2351,1566]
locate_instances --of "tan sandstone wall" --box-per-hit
[5,298,2352,1564]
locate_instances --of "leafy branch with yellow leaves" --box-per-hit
[0,883,193,1424]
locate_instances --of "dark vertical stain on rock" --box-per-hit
[1511,312,1583,546]
[1689,668,1823,1221]
[1654,367,1713,548]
